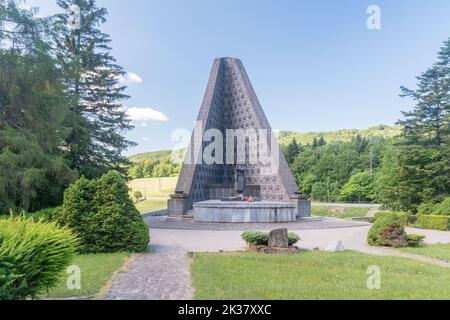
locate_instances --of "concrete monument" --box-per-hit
[168,57,311,221]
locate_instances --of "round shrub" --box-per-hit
[54,171,150,254]
[417,202,436,216]
[241,231,269,246]
[368,214,407,248]
[0,216,77,300]
[406,234,426,247]
[288,233,301,246]
[433,197,450,216]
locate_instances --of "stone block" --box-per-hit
[268,228,289,248]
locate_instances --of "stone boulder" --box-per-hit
[268,228,289,248]
[325,239,346,252]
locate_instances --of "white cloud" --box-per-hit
[127,107,169,122]
[120,72,143,84]
[142,137,149,141]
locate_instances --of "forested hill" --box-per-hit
[278,125,401,146]
[129,125,401,162]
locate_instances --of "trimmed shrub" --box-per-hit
[241,231,301,247]
[406,234,426,247]
[418,215,450,231]
[417,202,436,216]
[288,233,301,246]
[0,216,77,300]
[241,231,269,246]
[372,211,412,226]
[433,197,450,216]
[368,214,407,248]
[54,171,150,254]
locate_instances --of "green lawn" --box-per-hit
[135,199,167,214]
[42,252,130,299]
[312,205,370,219]
[191,251,450,300]
[129,177,177,199]
[399,244,450,262]
[129,177,177,214]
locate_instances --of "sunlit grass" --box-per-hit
[42,252,130,299]
[191,251,450,300]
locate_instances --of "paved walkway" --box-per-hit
[104,250,193,300]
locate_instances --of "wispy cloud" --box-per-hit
[120,72,143,84]
[127,107,169,122]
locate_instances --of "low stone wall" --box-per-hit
[193,200,297,223]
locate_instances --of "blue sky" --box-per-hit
[27,0,450,155]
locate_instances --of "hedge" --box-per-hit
[0,216,77,300]
[418,215,450,231]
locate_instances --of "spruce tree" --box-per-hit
[378,38,450,211]
[51,0,135,178]
[0,1,77,212]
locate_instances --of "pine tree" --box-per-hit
[286,138,301,164]
[51,0,135,178]
[378,38,450,211]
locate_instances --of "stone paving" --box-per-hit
[104,250,193,300]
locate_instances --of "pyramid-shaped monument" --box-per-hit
[168,58,307,217]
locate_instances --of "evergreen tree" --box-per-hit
[51,0,135,178]
[286,138,301,164]
[377,38,450,211]
[0,1,77,212]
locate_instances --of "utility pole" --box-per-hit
[369,147,374,175]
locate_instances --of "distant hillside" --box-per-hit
[278,125,401,146]
[129,125,402,162]
[129,150,174,163]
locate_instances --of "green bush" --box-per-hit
[54,171,150,254]
[241,231,301,247]
[418,215,450,231]
[368,214,407,248]
[241,231,269,246]
[25,208,56,222]
[417,202,436,215]
[372,211,417,226]
[0,216,77,300]
[406,234,426,247]
[288,233,301,246]
[433,197,450,216]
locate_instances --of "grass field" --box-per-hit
[129,177,177,214]
[312,205,370,219]
[399,244,450,262]
[42,253,130,299]
[191,251,450,300]
[129,177,178,199]
[135,199,168,214]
